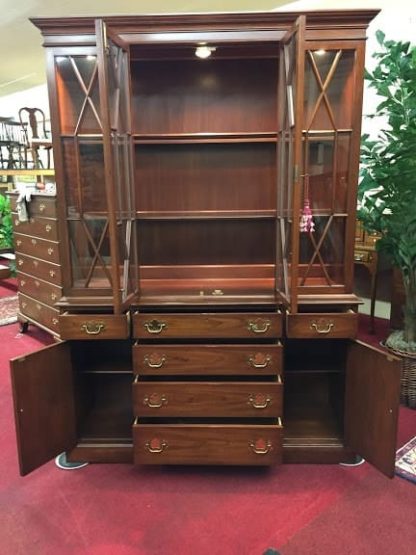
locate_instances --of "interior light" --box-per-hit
[315,49,327,56]
[86,55,96,61]
[56,56,66,63]
[195,44,216,59]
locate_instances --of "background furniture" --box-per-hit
[10,10,401,478]
[18,107,53,169]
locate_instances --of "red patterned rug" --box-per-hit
[396,436,416,484]
[0,295,18,326]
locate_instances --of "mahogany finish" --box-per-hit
[8,10,403,478]
[18,293,60,334]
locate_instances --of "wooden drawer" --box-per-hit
[10,195,56,218]
[18,293,60,334]
[133,344,283,375]
[15,254,61,285]
[12,215,58,241]
[133,378,282,418]
[286,311,358,339]
[14,234,59,264]
[133,421,283,465]
[133,312,282,339]
[17,272,62,307]
[59,313,129,340]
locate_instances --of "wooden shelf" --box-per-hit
[136,210,276,220]
[134,132,277,144]
[0,169,55,177]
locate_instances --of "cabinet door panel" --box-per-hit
[10,342,76,476]
[345,340,401,477]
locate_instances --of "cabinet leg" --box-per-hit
[18,320,29,334]
[55,452,88,470]
[339,455,365,467]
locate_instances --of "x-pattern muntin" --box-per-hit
[68,56,103,135]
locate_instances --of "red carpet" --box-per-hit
[0,306,415,554]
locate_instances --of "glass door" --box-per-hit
[276,16,305,313]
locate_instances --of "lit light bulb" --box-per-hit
[195,44,216,59]
[315,49,326,56]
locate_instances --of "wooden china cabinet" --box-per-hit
[10,10,401,478]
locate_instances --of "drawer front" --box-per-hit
[133,380,282,418]
[59,313,129,340]
[17,272,62,307]
[15,254,61,285]
[133,422,283,465]
[10,195,56,218]
[133,344,283,376]
[12,215,58,241]
[286,311,358,339]
[133,312,282,339]
[18,293,60,334]
[14,234,59,264]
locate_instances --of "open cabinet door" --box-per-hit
[96,20,138,313]
[345,340,401,477]
[10,342,76,476]
[276,16,305,312]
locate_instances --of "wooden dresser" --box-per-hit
[9,10,402,479]
[10,192,61,336]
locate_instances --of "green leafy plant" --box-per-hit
[358,31,416,353]
[0,193,13,251]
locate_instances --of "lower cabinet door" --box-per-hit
[133,421,283,465]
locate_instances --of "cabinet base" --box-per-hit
[55,452,88,470]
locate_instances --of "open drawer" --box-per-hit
[286,310,358,339]
[133,419,283,465]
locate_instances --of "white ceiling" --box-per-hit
[0,0,294,97]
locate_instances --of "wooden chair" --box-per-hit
[18,107,53,169]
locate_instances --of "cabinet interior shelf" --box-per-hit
[136,210,277,220]
[133,132,277,144]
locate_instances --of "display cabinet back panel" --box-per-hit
[131,58,278,134]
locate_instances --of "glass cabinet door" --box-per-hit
[51,23,136,311]
[293,40,365,307]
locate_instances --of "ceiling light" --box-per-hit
[315,49,326,56]
[195,44,216,59]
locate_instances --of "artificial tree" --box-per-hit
[358,30,416,354]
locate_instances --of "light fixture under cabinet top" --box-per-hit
[195,44,216,59]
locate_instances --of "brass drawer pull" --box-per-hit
[51,293,57,301]
[49,270,56,278]
[145,439,168,454]
[45,224,52,233]
[143,319,167,334]
[52,318,59,325]
[35,280,40,287]
[144,354,166,368]
[39,203,46,212]
[249,394,272,409]
[33,260,38,267]
[310,321,334,334]
[14,219,19,226]
[80,321,106,335]
[249,440,272,455]
[143,394,168,409]
[248,354,271,369]
[247,319,271,334]
[18,259,24,266]
[20,280,26,287]
[47,247,54,256]
[16,239,22,246]
[31,238,37,245]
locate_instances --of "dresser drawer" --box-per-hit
[59,313,129,340]
[17,272,62,307]
[133,344,283,375]
[12,215,58,241]
[286,311,358,339]
[10,195,56,218]
[14,234,59,263]
[133,378,282,418]
[133,421,283,465]
[133,312,282,339]
[15,254,61,285]
[18,293,60,334]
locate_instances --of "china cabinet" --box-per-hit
[10,10,401,478]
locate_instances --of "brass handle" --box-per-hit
[31,238,37,245]
[310,321,334,334]
[47,247,54,256]
[16,239,22,246]
[36,303,41,311]
[22,302,27,309]
[51,293,57,300]
[45,224,52,233]
[248,354,271,369]
[34,280,40,287]
[247,320,271,334]
[80,321,106,335]
[143,394,167,409]
[39,203,46,212]
[52,318,59,325]
[33,260,38,267]
[18,259,23,266]
[144,355,166,369]
[212,289,224,296]
[145,440,168,454]
[20,280,26,286]
[249,394,272,409]
[249,440,272,455]
[49,270,56,278]
[143,320,167,334]
[14,219,19,226]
